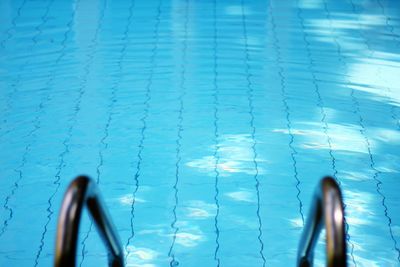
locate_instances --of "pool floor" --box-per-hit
[0,0,400,266]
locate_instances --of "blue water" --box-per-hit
[1,0,400,266]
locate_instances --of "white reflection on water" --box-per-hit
[225,189,256,203]
[351,256,380,267]
[349,55,400,105]
[171,220,205,247]
[118,194,146,206]
[340,171,371,182]
[273,122,367,153]
[134,221,205,249]
[274,122,400,153]
[298,0,323,10]
[289,218,303,229]
[125,246,158,267]
[174,232,203,247]
[186,207,211,219]
[344,189,375,226]
[309,13,386,32]
[186,134,265,176]
[185,200,216,219]
[306,12,400,107]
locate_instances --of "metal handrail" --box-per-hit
[54,175,124,267]
[297,176,347,267]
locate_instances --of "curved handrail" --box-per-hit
[297,176,347,267]
[54,176,124,267]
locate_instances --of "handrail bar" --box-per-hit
[297,176,347,267]
[54,175,124,267]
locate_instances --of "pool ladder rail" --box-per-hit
[54,176,124,267]
[54,176,347,267]
[297,176,347,267]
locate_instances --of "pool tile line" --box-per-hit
[167,0,189,266]
[125,0,162,262]
[241,1,266,266]
[268,0,305,226]
[0,0,64,240]
[212,0,221,265]
[296,1,357,265]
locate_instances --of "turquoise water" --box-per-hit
[0,0,399,266]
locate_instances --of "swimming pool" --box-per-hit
[0,0,399,266]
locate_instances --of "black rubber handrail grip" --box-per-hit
[298,176,347,267]
[54,175,124,267]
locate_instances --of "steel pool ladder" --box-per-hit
[297,176,347,267]
[54,176,124,267]
[54,176,346,267]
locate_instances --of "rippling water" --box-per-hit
[0,0,400,266]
